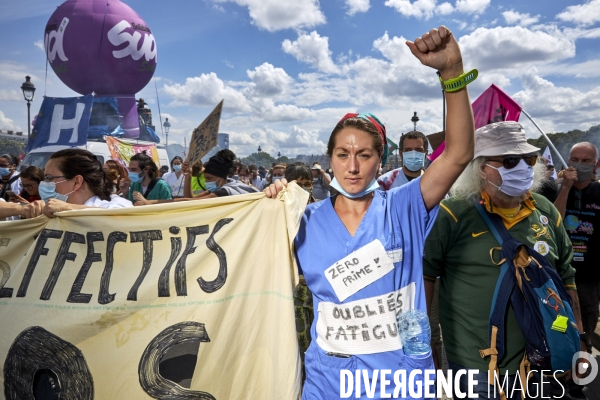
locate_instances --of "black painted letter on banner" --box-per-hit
[158,237,182,297]
[98,231,127,304]
[175,225,208,296]
[40,231,85,300]
[128,230,163,301]
[0,260,13,298]
[17,229,63,298]
[3,326,93,400]
[198,218,233,293]
[139,322,214,399]
[67,232,104,303]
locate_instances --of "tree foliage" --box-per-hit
[0,138,26,157]
[240,152,277,168]
[527,124,600,169]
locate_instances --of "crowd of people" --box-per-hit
[1,25,599,400]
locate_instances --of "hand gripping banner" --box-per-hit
[0,184,307,399]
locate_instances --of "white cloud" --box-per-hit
[216,0,326,31]
[292,73,351,106]
[502,10,540,26]
[255,102,314,121]
[557,0,600,27]
[163,73,251,113]
[459,27,575,72]
[562,27,600,40]
[0,110,20,131]
[260,125,326,154]
[346,0,370,15]
[34,40,44,52]
[0,90,22,102]
[436,2,454,15]
[0,62,38,84]
[223,59,234,68]
[512,70,600,131]
[454,0,490,15]
[452,19,469,30]
[384,0,438,19]
[282,31,340,74]
[470,73,511,93]
[246,62,292,97]
[342,32,442,106]
[542,58,600,79]
[158,24,598,158]
[385,0,488,19]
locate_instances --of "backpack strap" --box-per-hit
[475,204,515,399]
[475,203,512,244]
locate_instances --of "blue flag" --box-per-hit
[26,94,94,152]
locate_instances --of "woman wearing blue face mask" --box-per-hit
[121,152,172,204]
[21,148,133,218]
[264,26,476,399]
[162,156,186,198]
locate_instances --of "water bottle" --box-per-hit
[397,309,431,357]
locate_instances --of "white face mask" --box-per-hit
[486,159,534,197]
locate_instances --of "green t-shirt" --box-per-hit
[127,178,172,203]
[423,193,575,374]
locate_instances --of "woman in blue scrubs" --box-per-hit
[267,26,475,399]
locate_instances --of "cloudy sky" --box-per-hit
[0,0,599,157]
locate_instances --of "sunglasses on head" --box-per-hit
[486,154,538,169]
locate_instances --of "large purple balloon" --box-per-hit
[45,0,157,137]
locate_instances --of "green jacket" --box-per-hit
[423,192,575,374]
[127,179,172,203]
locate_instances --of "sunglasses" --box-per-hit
[486,154,538,169]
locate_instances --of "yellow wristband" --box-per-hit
[439,69,478,93]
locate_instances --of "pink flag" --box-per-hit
[428,84,521,162]
[472,84,522,129]
[428,141,445,162]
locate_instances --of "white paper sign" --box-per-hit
[325,239,395,302]
[316,283,416,355]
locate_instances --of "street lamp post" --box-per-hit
[163,118,171,147]
[21,76,36,140]
[411,111,419,131]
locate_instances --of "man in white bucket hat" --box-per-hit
[422,121,585,399]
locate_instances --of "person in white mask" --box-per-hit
[162,156,186,198]
[378,131,429,190]
[422,121,585,399]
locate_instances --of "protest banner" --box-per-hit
[106,136,161,167]
[187,101,223,165]
[0,185,307,399]
[26,94,94,152]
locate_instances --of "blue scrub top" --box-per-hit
[294,177,439,399]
